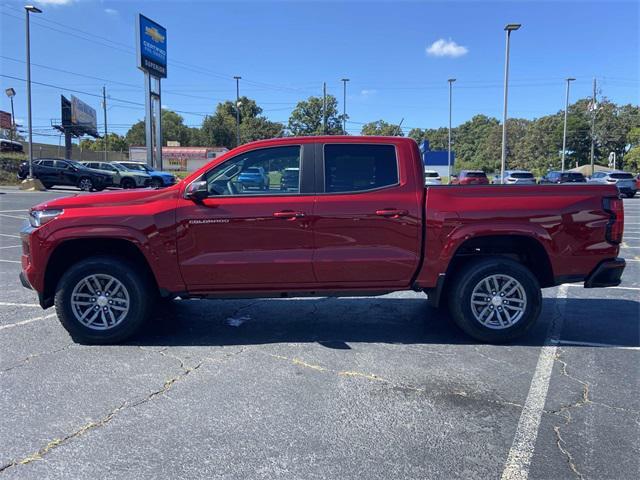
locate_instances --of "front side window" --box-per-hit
[324,144,398,193]
[204,145,301,196]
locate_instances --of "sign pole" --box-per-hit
[154,77,162,170]
[144,72,154,168]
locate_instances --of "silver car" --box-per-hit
[424,169,442,186]
[82,161,151,189]
[498,170,537,185]
[588,171,637,198]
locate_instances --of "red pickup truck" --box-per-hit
[20,136,625,344]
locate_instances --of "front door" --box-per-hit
[176,144,316,290]
[312,142,422,287]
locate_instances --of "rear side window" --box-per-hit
[511,172,534,179]
[324,144,398,193]
[40,160,54,167]
[424,171,439,178]
[610,173,633,179]
[465,171,486,178]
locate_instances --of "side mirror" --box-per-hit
[185,180,208,202]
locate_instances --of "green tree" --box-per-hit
[288,95,344,136]
[361,120,404,136]
[80,133,128,152]
[125,109,192,147]
[408,127,449,150]
[240,116,284,143]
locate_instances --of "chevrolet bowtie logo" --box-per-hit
[145,26,165,43]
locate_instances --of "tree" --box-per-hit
[80,133,128,152]
[240,117,284,143]
[408,127,449,150]
[361,120,404,136]
[125,109,192,147]
[288,95,344,136]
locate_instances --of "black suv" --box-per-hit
[539,171,586,184]
[17,158,113,191]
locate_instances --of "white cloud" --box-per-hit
[360,89,377,97]
[104,8,118,15]
[426,38,468,58]
[35,0,75,5]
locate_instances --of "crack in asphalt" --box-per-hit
[0,345,247,474]
[0,343,75,374]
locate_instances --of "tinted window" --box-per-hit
[511,172,534,179]
[204,145,301,196]
[324,144,398,193]
[40,160,54,167]
[464,171,487,178]
[424,171,439,178]
[610,173,633,179]
[55,161,69,169]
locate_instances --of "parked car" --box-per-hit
[17,158,112,191]
[424,169,442,186]
[280,167,300,191]
[82,161,151,189]
[0,139,23,153]
[539,171,587,184]
[20,136,625,345]
[588,171,637,198]
[635,173,640,190]
[451,170,489,185]
[237,166,269,190]
[116,161,176,188]
[495,170,537,185]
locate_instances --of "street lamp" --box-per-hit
[561,77,576,172]
[447,78,456,184]
[500,23,521,184]
[341,78,349,134]
[25,5,42,179]
[233,76,241,147]
[5,88,16,142]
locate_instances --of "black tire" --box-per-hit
[42,182,53,189]
[150,177,163,188]
[94,186,106,192]
[447,257,541,343]
[54,256,153,344]
[78,177,94,191]
[121,177,135,189]
[627,192,636,198]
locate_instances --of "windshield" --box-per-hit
[510,172,534,178]
[610,173,633,179]
[561,173,584,179]
[66,160,83,168]
[465,172,486,178]
[244,168,261,174]
[111,163,128,172]
[424,172,439,178]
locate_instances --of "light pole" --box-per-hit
[5,88,16,142]
[500,23,521,184]
[447,78,456,184]
[233,76,241,146]
[561,77,575,172]
[341,78,349,134]
[25,5,42,179]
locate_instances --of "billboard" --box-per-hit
[60,95,98,137]
[0,111,11,130]
[136,14,167,78]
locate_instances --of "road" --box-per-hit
[0,187,638,479]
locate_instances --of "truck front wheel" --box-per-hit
[448,257,541,343]
[54,256,153,344]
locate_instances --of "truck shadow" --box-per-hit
[132,296,640,349]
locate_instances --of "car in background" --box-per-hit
[116,161,176,188]
[82,161,151,189]
[636,173,640,190]
[495,170,537,185]
[451,170,489,185]
[588,171,637,197]
[424,169,442,185]
[280,167,300,191]
[539,171,587,184]
[17,158,112,191]
[238,166,269,191]
[0,139,23,153]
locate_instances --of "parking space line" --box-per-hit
[500,285,568,480]
[0,214,27,220]
[0,210,27,214]
[0,313,57,331]
[0,245,21,249]
[565,284,640,291]
[0,259,21,264]
[0,234,21,239]
[0,302,40,307]
[554,340,639,351]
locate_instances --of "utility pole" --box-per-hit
[233,76,241,146]
[323,82,327,134]
[102,85,108,162]
[25,5,42,179]
[341,78,349,134]
[589,77,597,175]
[447,78,456,184]
[500,23,521,184]
[561,77,575,172]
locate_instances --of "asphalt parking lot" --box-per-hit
[0,187,638,480]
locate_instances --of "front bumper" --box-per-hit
[584,257,626,288]
[19,270,33,290]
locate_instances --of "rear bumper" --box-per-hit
[584,257,626,288]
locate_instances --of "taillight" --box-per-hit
[603,197,624,244]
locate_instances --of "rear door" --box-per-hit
[312,142,422,286]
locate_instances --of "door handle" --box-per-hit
[273,210,305,219]
[376,209,408,218]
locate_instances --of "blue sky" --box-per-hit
[1,0,638,144]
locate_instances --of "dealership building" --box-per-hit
[420,140,455,177]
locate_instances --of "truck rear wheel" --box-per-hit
[448,257,541,343]
[54,256,153,344]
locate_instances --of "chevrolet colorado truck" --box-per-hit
[19,136,626,344]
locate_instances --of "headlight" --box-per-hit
[29,209,63,228]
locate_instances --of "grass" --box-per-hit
[0,152,26,186]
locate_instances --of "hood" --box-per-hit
[32,185,179,211]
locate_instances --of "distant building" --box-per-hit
[420,140,454,177]
[129,146,228,172]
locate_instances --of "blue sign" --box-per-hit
[137,14,167,78]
